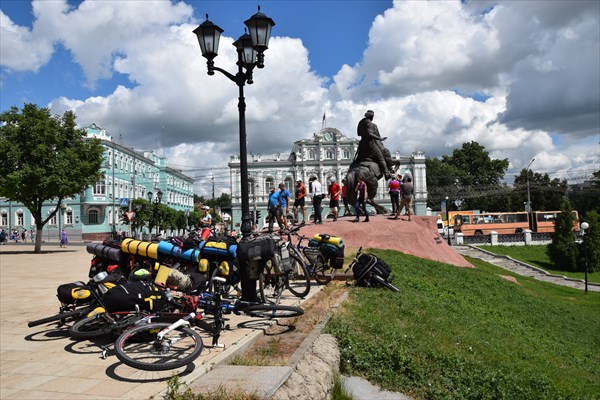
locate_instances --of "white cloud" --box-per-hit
[2,0,598,196]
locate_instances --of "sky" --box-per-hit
[1,0,599,197]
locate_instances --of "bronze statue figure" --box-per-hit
[345,110,400,214]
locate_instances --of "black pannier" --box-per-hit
[57,281,92,304]
[353,253,393,288]
[102,281,165,312]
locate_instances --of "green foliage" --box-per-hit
[581,211,600,273]
[479,244,600,283]
[547,199,578,272]
[325,249,600,400]
[512,169,568,212]
[426,141,509,211]
[0,104,104,252]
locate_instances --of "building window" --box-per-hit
[49,214,57,226]
[94,180,106,195]
[66,210,73,225]
[1,211,7,226]
[249,178,256,196]
[265,177,274,193]
[343,149,351,159]
[284,177,293,191]
[88,209,99,224]
[308,150,316,160]
[326,149,335,160]
[16,211,24,226]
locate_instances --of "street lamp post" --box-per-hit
[526,158,535,213]
[147,190,163,238]
[193,7,275,238]
[580,221,589,293]
[445,196,451,246]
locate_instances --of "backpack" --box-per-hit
[353,253,393,288]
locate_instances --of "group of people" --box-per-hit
[0,228,35,244]
[388,174,414,221]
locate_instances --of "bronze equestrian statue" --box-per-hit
[345,110,400,214]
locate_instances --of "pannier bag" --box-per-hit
[86,243,121,263]
[154,265,207,292]
[237,236,277,280]
[102,281,165,312]
[353,253,393,288]
[57,281,92,304]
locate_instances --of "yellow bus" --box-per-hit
[453,211,579,236]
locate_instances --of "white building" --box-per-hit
[227,127,427,229]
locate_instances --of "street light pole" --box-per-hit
[194,7,275,238]
[580,222,589,293]
[445,196,451,246]
[526,158,535,213]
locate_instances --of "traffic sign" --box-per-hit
[119,198,129,207]
[125,211,136,221]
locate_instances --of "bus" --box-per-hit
[453,211,579,236]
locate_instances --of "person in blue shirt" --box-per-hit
[277,183,291,230]
[268,187,283,232]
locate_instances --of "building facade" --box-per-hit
[227,127,428,229]
[0,123,194,241]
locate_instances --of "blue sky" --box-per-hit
[1,1,598,195]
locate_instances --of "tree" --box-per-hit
[579,210,599,273]
[512,170,567,212]
[569,170,600,217]
[426,141,509,211]
[0,104,104,253]
[547,199,578,272]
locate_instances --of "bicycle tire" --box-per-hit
[258,263,283,305]
[371,274,400,292]
[312,254,334,285]
[28,307,90,328]
[69,313,115,339]
[245,304,304,319]
[286,254,311,298]
[210,266,240,299]
[115,322,204,371]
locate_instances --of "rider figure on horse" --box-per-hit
[355,110,395,180]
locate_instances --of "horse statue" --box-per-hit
[345,110,400,214]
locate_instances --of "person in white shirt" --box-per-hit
[310,177,323,224]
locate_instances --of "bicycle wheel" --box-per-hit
[115,322,204,371]
[28,307,89,328]
[258,263,283,305]
[210,265,240,299]
[246,304,304,319]
[69,313,115,339]
[286,254,311,298]
[312,254,334,285]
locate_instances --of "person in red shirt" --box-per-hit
[388,174,401,218]
[341,178,351,216]
[328,178,342,221]
[293,179,307,225]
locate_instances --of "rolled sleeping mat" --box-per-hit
[181,248,201,263]
[198,240,237,258]
[157,241,183,259]
[121,238,159,259]
[312,233,343,247]
[86,243,121,263]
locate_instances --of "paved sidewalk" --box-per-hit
[0,244,320,399]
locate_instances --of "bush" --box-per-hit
[547,199,578,271]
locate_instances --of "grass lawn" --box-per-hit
[325,249,600,400]
[479,244,600,284]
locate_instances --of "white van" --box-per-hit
[437,219,454,235]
